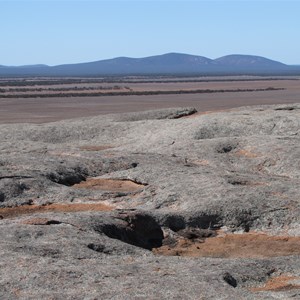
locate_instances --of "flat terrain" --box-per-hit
[0,76,299,123]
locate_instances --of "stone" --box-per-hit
[0,104,300,299]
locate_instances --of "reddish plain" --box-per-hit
[0,76,299,123]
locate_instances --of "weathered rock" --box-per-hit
[0,104,300,299]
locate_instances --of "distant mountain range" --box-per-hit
[1,53,300,76]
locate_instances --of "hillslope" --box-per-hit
[1,53,300,76]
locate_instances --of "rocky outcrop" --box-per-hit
[0,104,300,299]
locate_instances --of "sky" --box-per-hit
[1,0,300,66]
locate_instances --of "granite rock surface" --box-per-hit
[1,104,300,299]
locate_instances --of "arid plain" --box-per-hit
[0,76,299,123]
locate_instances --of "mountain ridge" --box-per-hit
[0,53,299,76]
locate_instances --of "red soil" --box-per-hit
[251,275,300,292]
[73,178,145,192]
[0,202,114,219]
[153,232,300,259]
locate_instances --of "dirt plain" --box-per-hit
[0,76,299,123]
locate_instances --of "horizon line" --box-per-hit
[1,52,297,67]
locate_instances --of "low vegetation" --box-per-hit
[0,76,288,98]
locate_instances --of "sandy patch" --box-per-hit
[0,202,114,219]
[73,178,146,192]
[21,217,61,225]
[250,275,300,292]
[153,232,300,258]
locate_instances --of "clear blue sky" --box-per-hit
[1,0,300,66]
